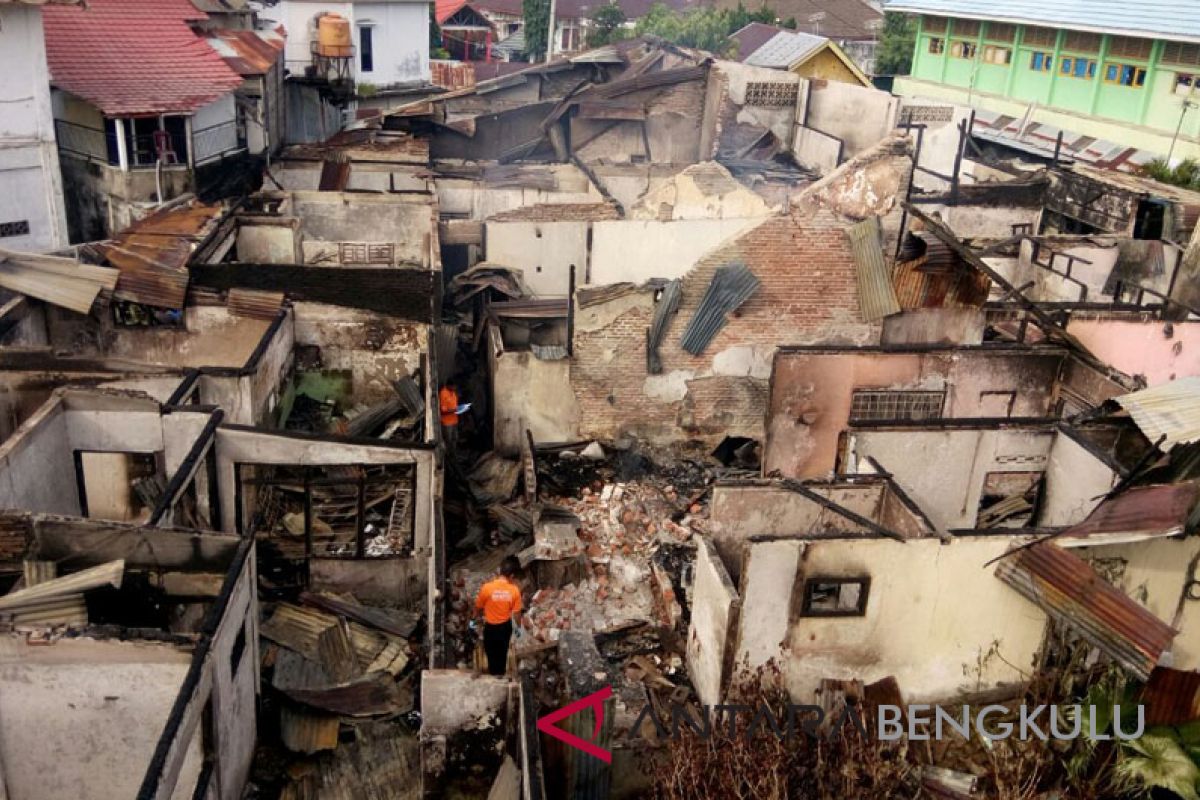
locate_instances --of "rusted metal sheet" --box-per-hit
[281,673,413,717]
[995,543,1176,680]
[318,157,351,191]
[100,202,226,308]
[1060,482,1200,544]
[430,60,476,90]
[489,298,569,319]
[300,590,420,638]
[227,288,284,319]
[207,28,284,76]
[1115,377,1200,450]
[848,217,900,322]
[593,64,707,99]
[1142,666,1200,726]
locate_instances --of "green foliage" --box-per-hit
[634,2,780,58]
[588,2,629,47]
[356,81,377,98]
[1141,157,1200,191]
[875,12,915,76]
[524,0,551,61]
[1116,734,1200,800]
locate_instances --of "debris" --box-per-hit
[468,453,521,504]
[300,591,420,638]
[579,441,605,460]
[280,705,340,754]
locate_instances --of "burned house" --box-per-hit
[0,512,256,800]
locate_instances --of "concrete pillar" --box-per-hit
[114,117,129,171]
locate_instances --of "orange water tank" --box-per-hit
[316,13,352,57]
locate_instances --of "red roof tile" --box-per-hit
[42,0,244,116]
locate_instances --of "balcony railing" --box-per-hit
[193,119,242,166]
[55,119,111,163]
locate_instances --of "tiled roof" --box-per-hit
[474,0,699,20]
[744,29,829,67]
[42,0,244,116]
[713,0,882,40]
[884,0,1200,45]
[730,22,787,61]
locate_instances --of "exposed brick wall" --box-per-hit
[571,210,880,447]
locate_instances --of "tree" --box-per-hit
[588,2,629,47]
[524,0,551,61]
[875,12,916,76]
[634,2,782,58]
[1140,157,1200,191]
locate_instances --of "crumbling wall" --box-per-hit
[435,165,600,219]
[776,535,1047,703]
[765,347,1066,478]
[1010,239,1123,303]
[420,670,515,796]
[291,302,429,404]
[572,211,878,448]
[490,345,579,456]
[802,80,900,161]
[844,426,1058,531]
[289,192,433,264]
[626,162,777,221]
[686,536,740,707]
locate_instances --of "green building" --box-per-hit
[886,0,1200,161]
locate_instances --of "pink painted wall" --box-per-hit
[1067,319,1200,387]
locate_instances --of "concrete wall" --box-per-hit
[588,218,762,286]
[490,333,579,456]
[765,347,1066,478]
[732,534,1047,703]
[292,301,428,404]
[686,536,740,707]
[0,637,203,800]
[1041,431,1120,527]
[0,4,69,251]
[288,192,433,263]
[354,1,431,86]
[97,306,274,370]
[1067,317,1200,387]
[803,80,899,161]
[0,400,77,514]
[843,425,1057,531]
[1074,536,1200,672]
[625,162,776,221]
[484,220,587,297]
[214,427,436,554]
[435,165,598,219]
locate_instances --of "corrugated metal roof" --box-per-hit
[205,28,284,76]
[1059,482,1200,546]
[680,263,760,355]
[1142,666,1200,726]
[995,543,1176,680]
[227,287,284,319]
[99,201,226,309]
[1114,377,1200,451]
[885,0,1200,45]
[0,559,124,611]
[745,30,829,68]
[848,217,900,322]
[0,248,120,314]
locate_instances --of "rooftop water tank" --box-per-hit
[316,14,352,57]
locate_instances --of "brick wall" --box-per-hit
[571,209,880,447]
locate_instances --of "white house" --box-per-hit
[0,0,73,253]
[268,0,432,89]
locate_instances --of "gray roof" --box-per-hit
[744,30,830,68]
[884,0,1200,44]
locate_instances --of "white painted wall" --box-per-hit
[687,537,739,707]
[266,0,430,86]
[0,636,203,800]
[485,220,588,297]
[0,4,69,251]
[589,218,763,285]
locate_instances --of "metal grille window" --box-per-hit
[0,220,30,238]
[1023,27,1057,48]
[339,242,395,265]
[849,389,945,422]
[951,19,980,37]
[1062,31,1101,53]
[985,23,1016,42]
[1109,36,1153,61]
[744,82,799,107]
[1163,42,1200,67]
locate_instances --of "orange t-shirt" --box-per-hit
[475,577,522,625]
[439,386,459,427]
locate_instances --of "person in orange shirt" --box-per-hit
[474,556,523,676]
[439,382,460,455]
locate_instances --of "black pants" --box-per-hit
[482,620,512,676]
